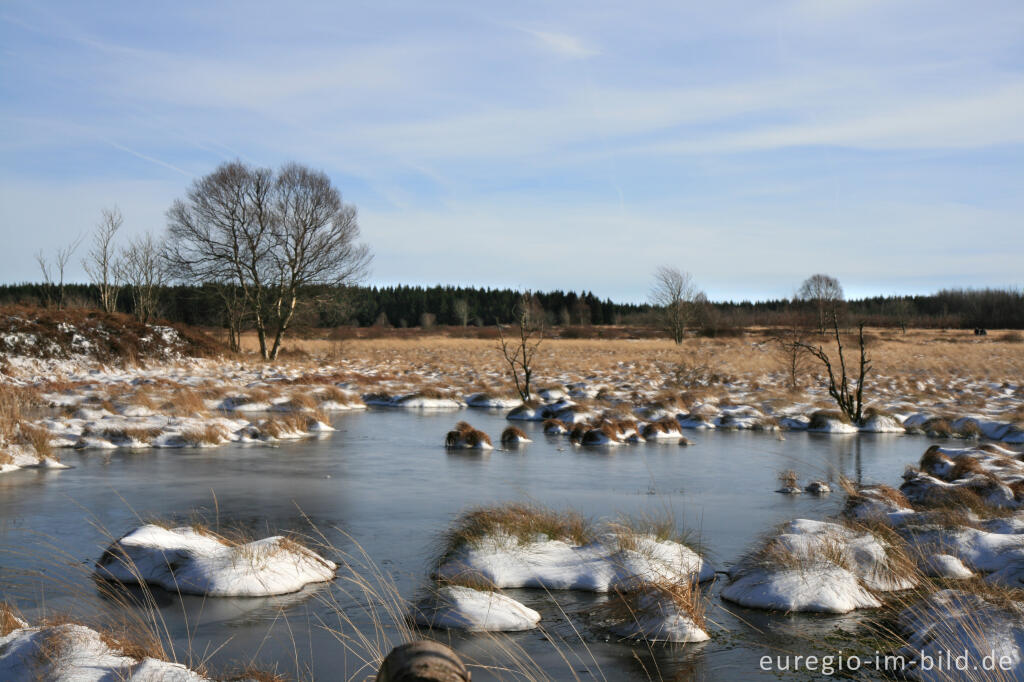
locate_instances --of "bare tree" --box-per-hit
[453,298,470,327]
[35,235,84,310]
[116,233,166,324]
[798,273,844,335]
[165,161,276,356]
[769,324,811,390]
[165,160,370,360]
[35,250,54,308]
[265,163,371,359]
[83,207,123,313]
[649,266,702,344]
[797,313,872,424]
[497,292,544,402]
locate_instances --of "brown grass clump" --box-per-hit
[410,386,448,399]
[949,455,985,480]
[607,514,702,554]
[599,578,706,635]
[542,418,567,433]
[164,388,208,417]
[923,418,953,438]
[807,410,850,429]
[0,601,25,636]
[778,469,800,489]
[500,426,529,444]
[914,483,1010,518]
[286,392,318,411]
[439,503,593,561]
[0,384,41,442]
[840,478,912,514]
[462,429,492,448]
[182,423,229,446]
[103,426,163,445]
[920,445,953,474]
[18,423,54,461]
[953,419,983,439]
[318,385,355,403]
[97,618,166,661]
[567,422,590,443]
[581,422,619,445]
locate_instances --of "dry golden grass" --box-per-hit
[438,503,593,562]
[182,423,229,446]
[240,328,1024,380]
[230,328,1024,419]
[0,601,24,636]
[598,577,707,636]
[18,423,54,461]
[162,388,208,417]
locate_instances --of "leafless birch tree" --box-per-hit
[83,207,123,313]
[164,160,371,360]
[497,293,545,402]
[649,266,702,344]
[35,234,84,310]
[117,233,165,324]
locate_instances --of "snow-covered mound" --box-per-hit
[895,589,1024,681]
[843,484,915,522]
[95,525,336,597]
[506,402,545,421]
[29,411,331,453]
[465,393,522,409]
[722,519,914,613]
[412,585,540,631]
[859,412,905,433]
[806,412,859,434]
[436,533,715,592]
[0,443,69,474]
[0,622,209,682]
[724,564,880,613]
[901,444,1024,511]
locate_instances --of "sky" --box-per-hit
[1,1,1022,303]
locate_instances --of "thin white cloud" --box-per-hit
[524,29,599,59]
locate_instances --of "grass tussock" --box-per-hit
[103,426,163,445]
[444,421,492,448]
[778,469,800,489]
[18,423,54,461]
[599,577,707,634]
[808,410,850,429]
[500,425,528,443]
[182,423,229,446]
[163,388,208,417]
[0,601,25,636]
[97,617,166,661]
[439,503,593,561]
[607,514,704,555]
[840,477,912,514]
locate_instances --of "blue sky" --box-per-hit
[1,1,1022,302]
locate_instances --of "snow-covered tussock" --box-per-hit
[0,622,209,682]
[95,524,337,597]
[895,589,1024,681]
[722,519,915,613]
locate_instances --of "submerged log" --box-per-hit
[376,641,471,682]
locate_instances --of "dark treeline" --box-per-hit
[0,283,1021,330]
